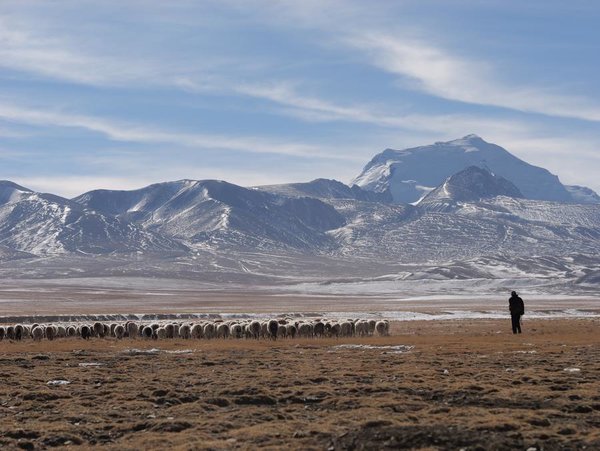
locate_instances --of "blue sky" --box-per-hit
[1,0,599,197]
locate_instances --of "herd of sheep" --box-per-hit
[0,318,390,342]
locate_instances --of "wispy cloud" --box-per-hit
[234,81,539,140]
[0,16,145,86]
[0,102,353,160]
[340,33,600,123]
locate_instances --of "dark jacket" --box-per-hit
[509,295,525,316]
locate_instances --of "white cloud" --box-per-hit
[0,16,147,86]
[0,102,353,160]
[340,33,600,123]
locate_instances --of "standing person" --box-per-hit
[508,291,525,334]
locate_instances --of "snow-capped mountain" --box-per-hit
[418,166,523,211]
[0,134,598,294]
[74,179,345,250]
[0,181,182,255]
[352,134,596,204]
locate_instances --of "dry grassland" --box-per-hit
[1,319,599,450]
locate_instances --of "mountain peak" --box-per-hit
[0,180,32,192]
[353,136,573,204]
[419,166,523,209]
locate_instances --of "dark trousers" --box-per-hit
[511,314,522,334]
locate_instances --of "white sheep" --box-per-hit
[203,322,215,339]
[367,320,376,335]
[331,323,341,338]
[179,324,191,339]
[230,323,243,339]
[277,325,287,339]
[267,319,279,339]
[215,323,228,339]
[31,325,44,341]
[376,320,390,336]
[355,320,370,337]
[127,322,139,339]
[313,321,325,338]
[56,325,67,338]
[286,324,297,339]
[340,321,353,337]
[114,324,126,339]
[249,320,261,339]
[142,325,154,339]
[297,323,313,338]
[156,327,167,339]
[45,325,56,341]
[14,324,24,341]
[191,324,203,339]
[80,325,92,340]
[92,322,104,338]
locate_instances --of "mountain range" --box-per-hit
[1,135,599,291]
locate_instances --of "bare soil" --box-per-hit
[1,319,599,450]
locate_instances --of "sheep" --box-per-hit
[179,324,191,339]
[259,322,268,338]
[267,319,279,340]
[31,326,44,341]
[6,326,15,340]
[103,324,111,337]
[249,320,261,339]
[93,322,105,338]
[216,323,230,339]
[56,325,67,338]
[114,324,125,339]
[45,325,56,341]
[368,320,377,336]
[81,325,92,340]
[156,327,167,339]
[340,321,353,337]
[203,322,215,339]
[14,324,24,341]
[142,326,154,339]
[165,323,176,339]
[127,322,139,339]
[331,323,341,338]
[376,320,389,336]
[230,323,243,339]
[0,326,5,341]
[67,326,77,337]
[297,323,313,338]
[191,324,203,339]
[313,321,325,338]
[355,320,369,337]
[277,325,287,339]
[286,324,297,339]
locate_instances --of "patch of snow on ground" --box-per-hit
[331,344,414,353]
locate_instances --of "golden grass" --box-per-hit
[0,318,599,450]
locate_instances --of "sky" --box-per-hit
[1,0,599,197]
